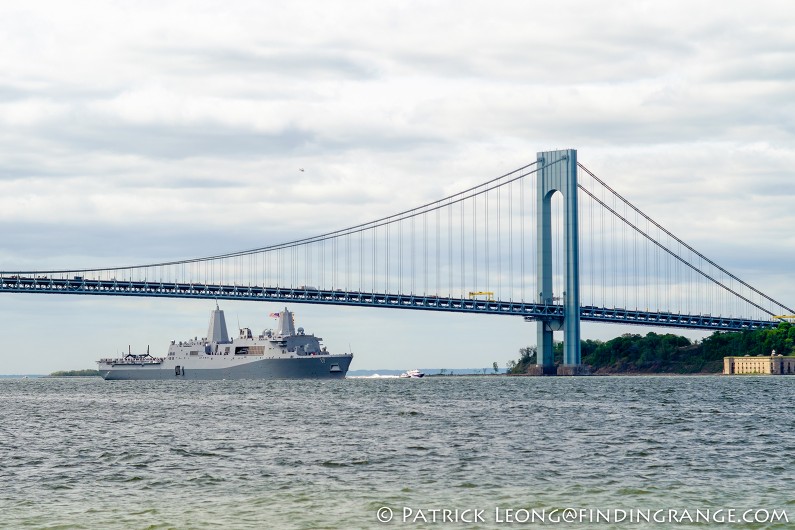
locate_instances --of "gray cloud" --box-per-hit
[43,120,320,159]
[154,46,381,80]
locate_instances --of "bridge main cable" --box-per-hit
[2,159,564,276]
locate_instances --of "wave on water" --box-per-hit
[2,376,794,528]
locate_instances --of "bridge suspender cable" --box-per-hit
[577,163,795,316]
[577,184,774,316]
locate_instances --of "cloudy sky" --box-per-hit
[1,0,794,373]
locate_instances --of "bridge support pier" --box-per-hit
[534,149,588,376]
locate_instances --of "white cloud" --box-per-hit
[0,98,70,125]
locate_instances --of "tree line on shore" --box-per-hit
[49,369,101,377]
[508,322,795,374]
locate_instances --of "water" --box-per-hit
[1,376,793,529]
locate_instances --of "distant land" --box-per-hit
[50,370,101,377]
[508,323,795,375]
[348,368,505,377]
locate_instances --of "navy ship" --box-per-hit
[97,306,352,380]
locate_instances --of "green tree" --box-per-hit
[50,369,100,377]
[508,346,537,374]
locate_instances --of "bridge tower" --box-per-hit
[534,149,586,375]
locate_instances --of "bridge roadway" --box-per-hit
[0,275,777,331]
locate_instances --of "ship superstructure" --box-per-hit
[97,306,352,380]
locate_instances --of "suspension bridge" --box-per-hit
[1,149,791,374]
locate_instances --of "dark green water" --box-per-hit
[1,376,793,529]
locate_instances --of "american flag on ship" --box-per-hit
[269,312,281,318]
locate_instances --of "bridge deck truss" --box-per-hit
[0,276,776,332]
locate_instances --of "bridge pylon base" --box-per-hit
[527,365,558,376]
[556,365,592,376]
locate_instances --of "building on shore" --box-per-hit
[724,351,795,375]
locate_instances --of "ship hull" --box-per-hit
[99,355,353,381]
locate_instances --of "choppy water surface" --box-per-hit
[1,376,794,529]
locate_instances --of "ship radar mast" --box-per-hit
[207,305,230,343]
[275,307,296,337]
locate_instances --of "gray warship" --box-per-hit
[97,306,353,380]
